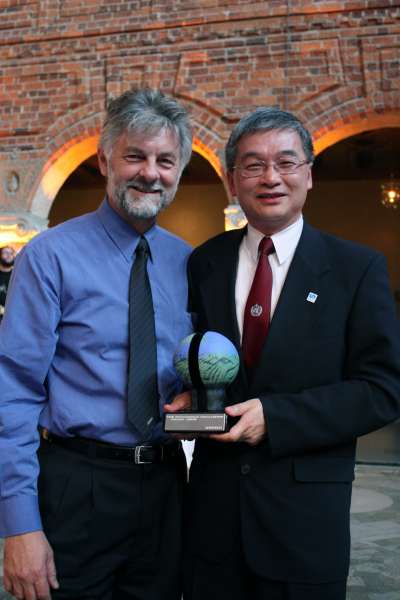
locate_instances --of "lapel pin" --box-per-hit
[306,292,318,303]
[250,304,263,317]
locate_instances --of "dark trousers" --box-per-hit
[184,556,347,600]
[38,439,186,600]
[183,450,347,600]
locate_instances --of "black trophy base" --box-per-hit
[164,411,228,433]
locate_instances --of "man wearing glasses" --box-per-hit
[167,107,400,600]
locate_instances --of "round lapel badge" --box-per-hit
[250,304,263,317]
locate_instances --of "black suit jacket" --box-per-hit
[186,222,400,583]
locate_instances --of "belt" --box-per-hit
[40,429,181,465]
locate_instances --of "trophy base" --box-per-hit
[164,412,228,433]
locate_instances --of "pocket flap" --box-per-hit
[294,457,355,483]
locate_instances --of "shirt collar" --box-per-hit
[245,216,303,265]
[96,198,158,262]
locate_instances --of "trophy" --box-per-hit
[164,331,240,433]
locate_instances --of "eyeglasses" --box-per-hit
[233,158,310,179]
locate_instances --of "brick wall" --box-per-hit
[0,0,399,223]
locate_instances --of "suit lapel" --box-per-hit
[250,222,332,391]
[202,228,245,349]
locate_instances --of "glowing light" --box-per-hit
[0,224,38,248]
[381,180,400,209]
[31,135,99,219]
[193,137,223,179]
[224,204,247,231]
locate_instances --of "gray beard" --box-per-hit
[119,187,173,219]
[108,170,178,219]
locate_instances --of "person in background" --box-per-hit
[0,246,16,322]
[0,88,193,600]
[167,106,400,600]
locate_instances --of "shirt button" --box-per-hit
[241,464,251,475]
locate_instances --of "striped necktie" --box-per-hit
[127,236,159,438]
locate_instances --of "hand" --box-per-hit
[209,398,267,446]
[164,391,194,440]
[164,390,192,413]
[3,531,59,600]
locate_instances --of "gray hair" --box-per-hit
[100,89,193,169]
[225,107,314,171]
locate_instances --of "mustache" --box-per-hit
[125,179,163,194]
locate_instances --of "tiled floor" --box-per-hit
[1,464,399,599]
[347,465,400,599]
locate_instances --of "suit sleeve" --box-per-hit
[262,253,400,458]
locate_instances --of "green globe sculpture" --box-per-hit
[164,331,240,433]
[174,331,240,390]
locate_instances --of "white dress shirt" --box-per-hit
[235,216,304,340]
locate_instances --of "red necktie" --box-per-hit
[242,237,275,370]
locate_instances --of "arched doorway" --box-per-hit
[305,127,400,465]
[158,153,227,246]
[306,127,400,296]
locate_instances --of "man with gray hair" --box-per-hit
[0,89,193,600]
[168,106,400,599]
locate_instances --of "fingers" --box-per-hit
[33,574,52,599]
[3,531,56,600]
[206,400,253,441]
[210,399,266,445]
[208,423,242,443]
[3,574,23,599]
[164,390,192,413]
[225,402,248,417]
[46,553,59,591]
[9,578,25,600]
[5,575,51,600]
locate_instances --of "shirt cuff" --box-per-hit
[0,494,43,537]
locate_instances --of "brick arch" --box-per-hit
[192,137,223,179]
[311,110,400,156]
[30,135,100,221]
[30,110,103,220]
[296,76,398,123]
[187,104,231,199]
[184,102,228,159]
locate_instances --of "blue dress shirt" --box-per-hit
[0,199,193,537]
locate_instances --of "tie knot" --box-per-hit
[258,237,274,257]
[136,237,149,257]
